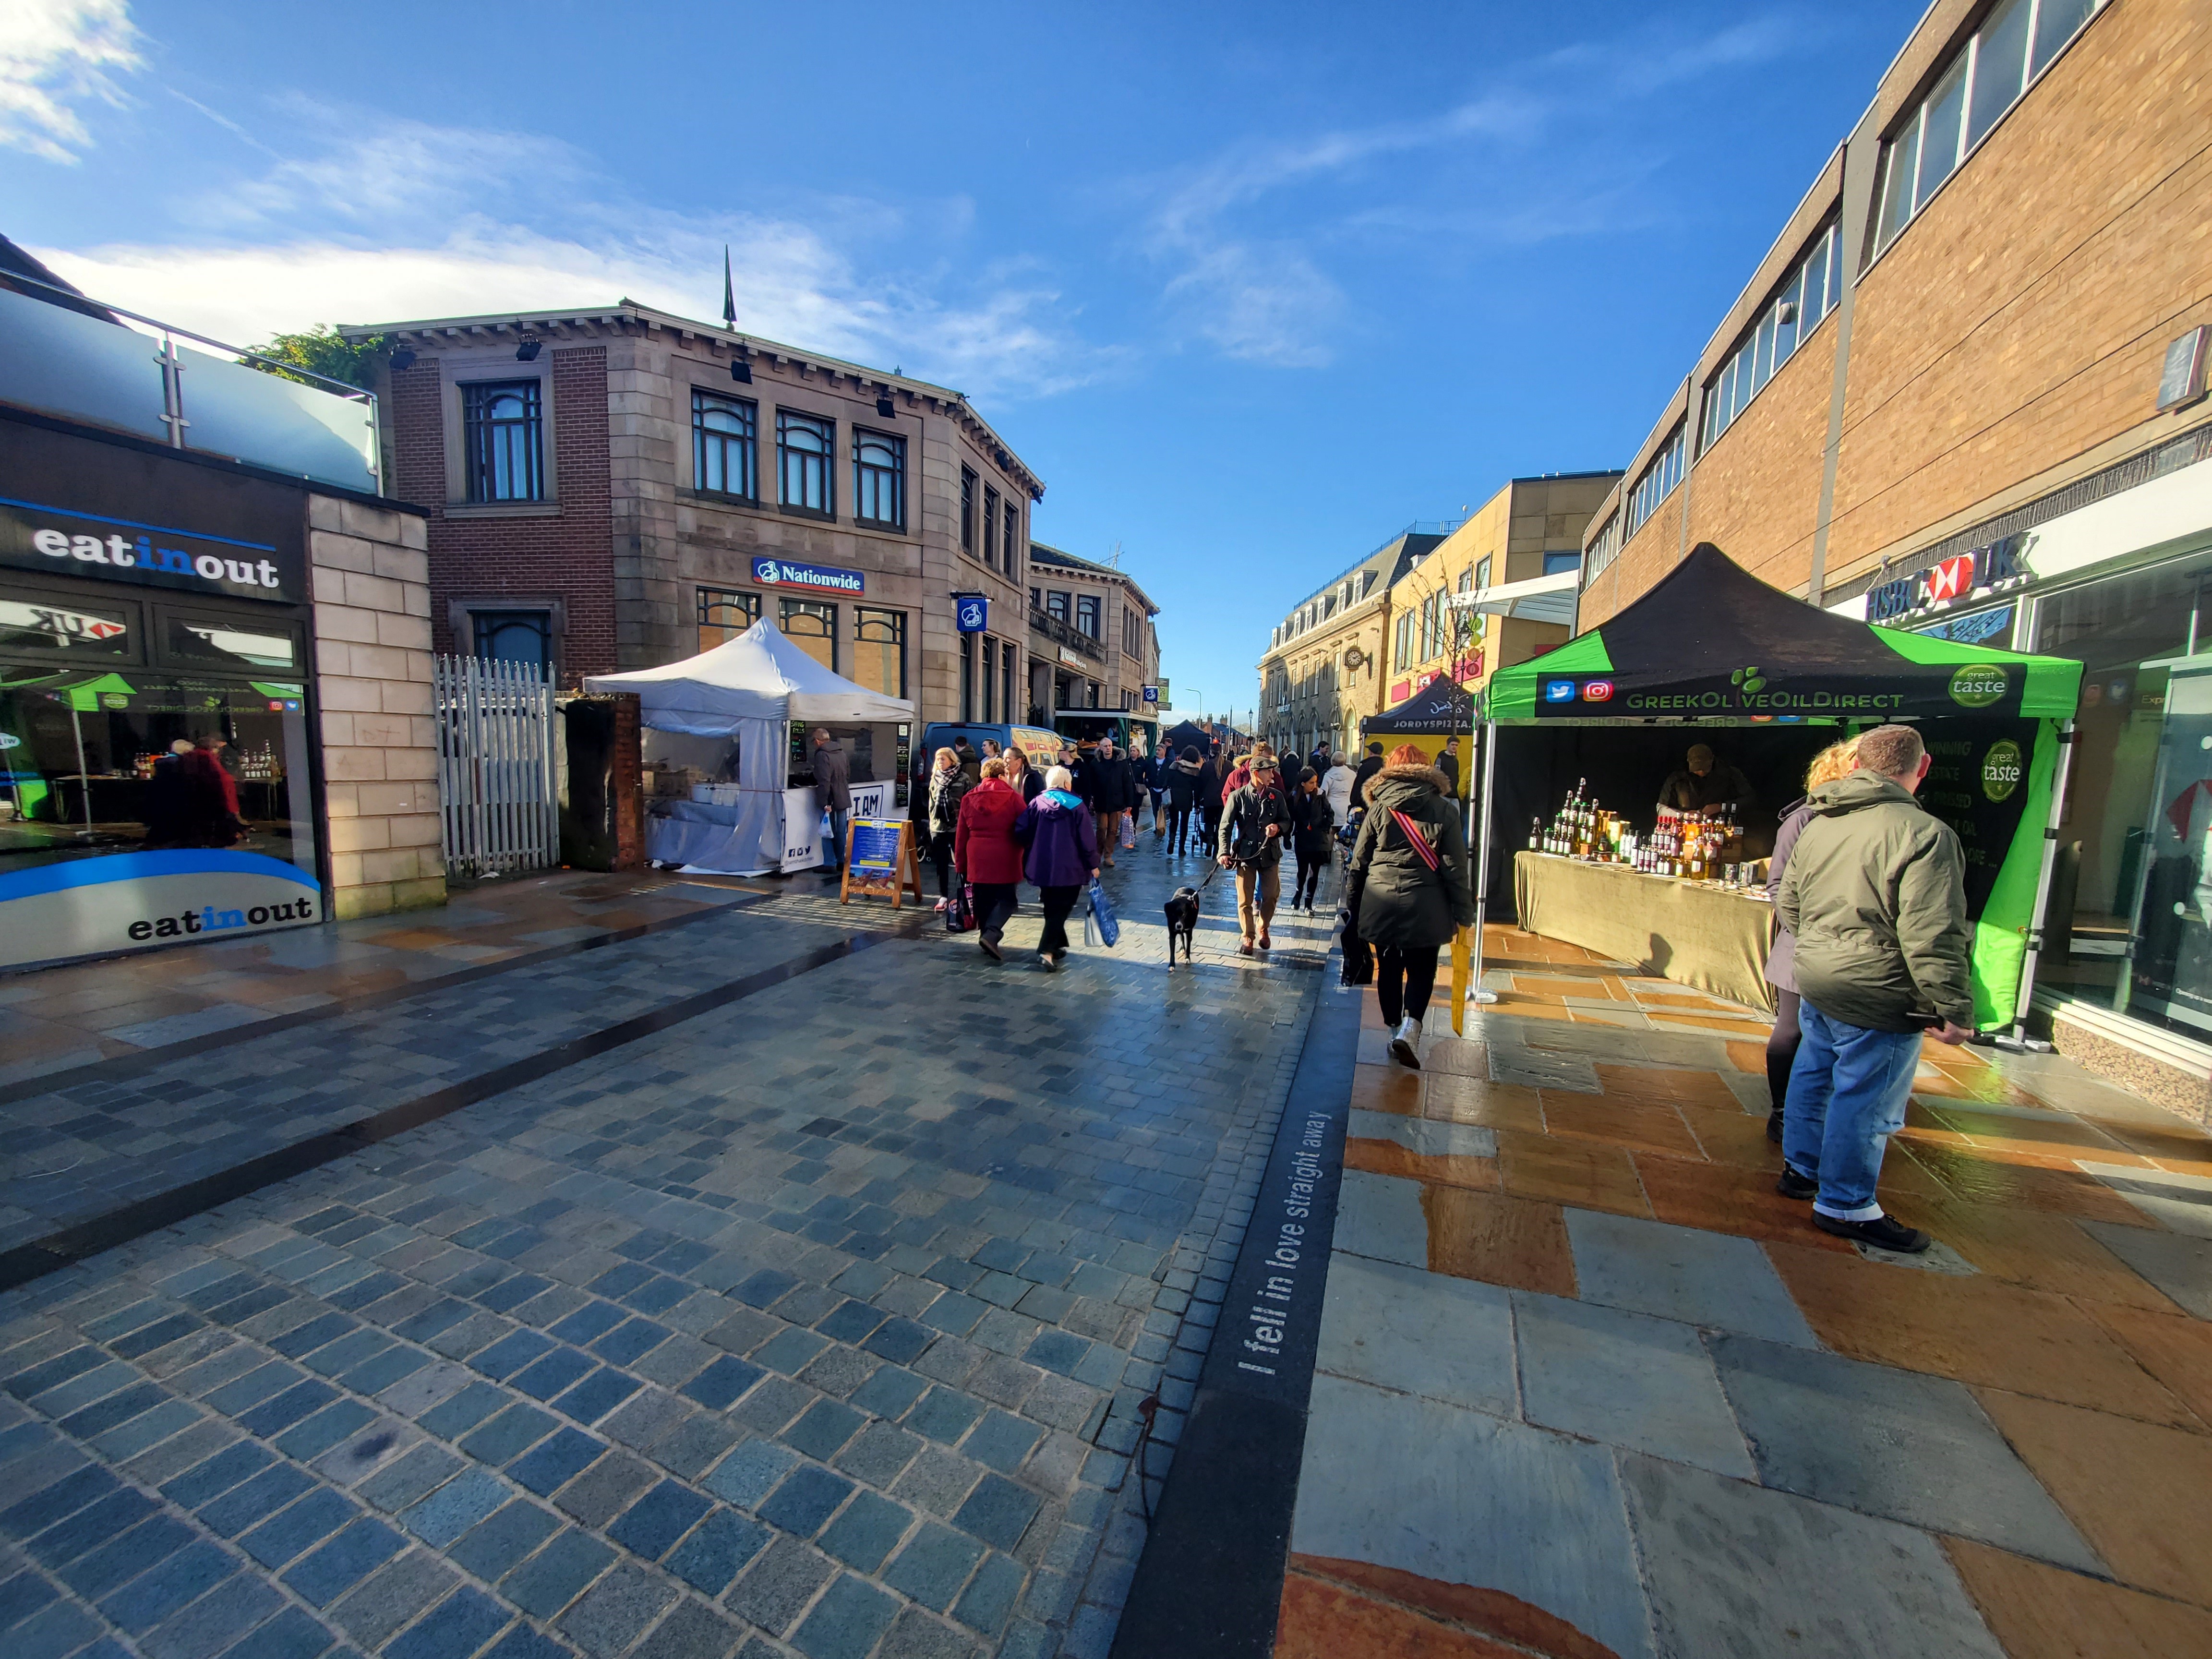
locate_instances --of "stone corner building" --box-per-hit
[1024,542,1161,723]
[343,304,1042,736]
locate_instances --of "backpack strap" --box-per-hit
[1389,809,1441,873]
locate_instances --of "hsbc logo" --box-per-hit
[1581,680,1614,702]
[1924,554,1975,603]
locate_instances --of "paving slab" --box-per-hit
[1707,1333,2101,1570]
[1326,1171,1428,1271]
[1290,1372,1655,1659]
[1563,1208,1818,1346]
[1619,1451,2007,1659]
[1344,1111,1497,1160]
[1512,1292,1754,1479]
[1314,1254,1515,1415]
[2076,1220,2212,1318]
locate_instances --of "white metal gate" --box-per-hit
[433,654,558,879]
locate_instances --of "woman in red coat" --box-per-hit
[954,757,1027,961]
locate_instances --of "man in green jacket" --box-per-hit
[1776,724,1973,1253]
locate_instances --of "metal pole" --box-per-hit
[69,701,93,836]
[1994,717,2076,1054]
[1467,716,1499,1006]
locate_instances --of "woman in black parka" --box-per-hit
[1350,744,1476,1069]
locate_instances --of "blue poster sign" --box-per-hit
[753,556,864,594]
[955,594,988,634]
[848,818,904,875]
[1141,685,1158,705]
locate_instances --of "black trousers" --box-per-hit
[971,882,1018,942]
[1294,851,1325,905]
[1376,944,1441,1024]
[1166,805,1192,849]
[929,833,955,898]
[1038,885,1081,955]
[1766,988,1803,1113]
[1199,809,1222,856]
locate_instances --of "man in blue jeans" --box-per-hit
[1775,724,1973,1254]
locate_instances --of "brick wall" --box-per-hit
[391,347,619,685]
[1683,313,1838,590]
[307,495,444,921]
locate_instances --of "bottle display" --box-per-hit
[1536,791,1741,879]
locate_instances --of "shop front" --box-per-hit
[1839,453,2212,1079]
[0,423,323,970]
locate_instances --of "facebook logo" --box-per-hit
[1544,680,1577,703]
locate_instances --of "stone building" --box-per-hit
[1258,528,1445,762]
[344,304,1042,749]
[1571,0,2212,1108]
[1024,543,1161,724]
[1380,473,1619,708]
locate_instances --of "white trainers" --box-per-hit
[1388,1016,1423,1070]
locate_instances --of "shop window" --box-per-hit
[693,390,758,501]
[697,588,760,652]
[853,429,904,530]
[1002,644,1016,724]
[960,635,975,722]
[0,593,135,659]
[2033,558,2212,1034]
[472,610,553,671]
[777,410,835,517]
[160,614,301,672]
[852,607,905,698]
[981,637,998,721]
[0,673,320,969]
[781,598,836,672]
[462,381,544,502]
[1870,0,2104,261]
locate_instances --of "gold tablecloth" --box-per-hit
[1512,850,1777,1012]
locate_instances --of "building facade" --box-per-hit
[1572,0,2212,1110]
[1,245,443,980]
[1025,543,1160,723]
[1259,528,1445,761]
[347,305,1043,755]
[1381,474,1620,708]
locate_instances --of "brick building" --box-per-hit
[345,304,1042,756]
[1572,0,2212,1106]
[1023,543,1160,724]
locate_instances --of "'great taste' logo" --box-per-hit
[1982,738,2023,802]
[1949,665,2009,708]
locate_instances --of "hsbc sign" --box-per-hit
[1866,535,2031,624]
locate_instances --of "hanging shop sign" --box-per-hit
[753,557,865,594]
[1865,534,2032,625]
[0,494,305,604]
[955,594,988,633]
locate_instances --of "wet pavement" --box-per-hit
[1278,926,2212,1659]
[0,829,1334,1659]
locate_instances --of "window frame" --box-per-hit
[696,587,761,652]
[1624,423,1686,541]
[852,426,906,531]
[1075,593,1101,641]
[961,467,977,556]
[775,409,837,520]
[461,379,545,504]
[983,484,1000,570]
[778,597,837,672]
[691,389,758,503]
[1699,222,1842,454]
[852,606,907,699]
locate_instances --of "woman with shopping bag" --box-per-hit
[1348,745,1475,1068]
[1013,766,1100,972]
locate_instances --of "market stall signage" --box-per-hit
[753,557,864,594]
[1866,535,2029,624]
[0,495,302,604]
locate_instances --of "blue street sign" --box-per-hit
[955,595,989,633]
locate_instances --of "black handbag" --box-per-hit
[1339,869,1373,986]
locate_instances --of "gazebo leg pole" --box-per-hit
[1994,718,2075,1054]
[1468,718,1499,1007]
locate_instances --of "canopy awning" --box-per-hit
[584,617,914,735]
[1366,674,1477,734]
[1485,543,2082,724]
[1446,567,1579,627]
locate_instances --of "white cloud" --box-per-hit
[0,0,141,163]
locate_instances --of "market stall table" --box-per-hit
[1513,850,1776,1012]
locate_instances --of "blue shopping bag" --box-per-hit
[1086,878,1120,948]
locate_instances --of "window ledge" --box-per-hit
[681,489,762,509]
[445,501,560,518]
[855,516,907,535]
[779,505,836,524]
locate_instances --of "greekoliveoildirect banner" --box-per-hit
[0,849,322,970]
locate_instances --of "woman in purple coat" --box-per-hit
[1013,765,1101,971]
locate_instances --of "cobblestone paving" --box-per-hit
[0,842,1328,1658]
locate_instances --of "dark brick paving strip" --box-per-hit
[0,855,1322,1657]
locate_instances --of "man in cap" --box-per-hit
[811,727,851,871]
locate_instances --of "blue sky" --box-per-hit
[3,0,1929,720]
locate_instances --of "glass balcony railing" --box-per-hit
[0,279,380,496]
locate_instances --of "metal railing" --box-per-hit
[1030,608,1106,661]
[0,271,381,495]
[433,654,557,879]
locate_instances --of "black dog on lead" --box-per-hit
[1164,887,1200,965]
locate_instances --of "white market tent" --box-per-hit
[586,617,914,873]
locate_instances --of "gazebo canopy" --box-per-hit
[585,617,913,735]
[1486,543,2082,724]
[1366,675,1476,735]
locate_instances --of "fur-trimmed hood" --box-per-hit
[1363,761,1450,804]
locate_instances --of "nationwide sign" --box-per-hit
[0,495,303,604]
[752,557,865,594]
[1865,534,2031,624]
